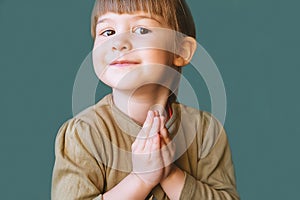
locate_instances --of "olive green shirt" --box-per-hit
[52,94,239,199]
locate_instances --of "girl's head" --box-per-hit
[91,0,197,102]
[91,0,196,39]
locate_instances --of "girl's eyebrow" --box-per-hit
[132,15,163,24]
[97,18,112,24]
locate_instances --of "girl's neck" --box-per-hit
[112,85,170,125]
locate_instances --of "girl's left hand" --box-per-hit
[158,115,176,180]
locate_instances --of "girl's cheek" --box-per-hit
[93,39,102,48]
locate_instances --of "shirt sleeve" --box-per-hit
[179,116,240,200]
[51,119,105,200]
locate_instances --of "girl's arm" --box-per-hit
[102,173,153,200]
[52,112,166,200]
[52,119,156,200]
[159,117,239,200]
[52,119,105,200]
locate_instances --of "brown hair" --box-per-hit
[91,0,196,39]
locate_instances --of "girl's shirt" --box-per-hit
[52,94,239,200]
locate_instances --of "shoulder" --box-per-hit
[58,94,114,135]
[55,94,113,148]
[172,102,226,158]
[172,102,222,129]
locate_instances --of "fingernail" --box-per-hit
[148,110,153,118]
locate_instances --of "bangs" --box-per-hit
[93,0,174,16]
[91,0,178,38]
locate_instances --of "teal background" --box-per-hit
[1,0,299,199]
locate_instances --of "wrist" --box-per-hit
[161,165,184,186]
[103,172,155,200]
[161,165,177,183]
[130,172,156,190]
[159,166,186,199]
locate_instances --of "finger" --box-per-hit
[149,134,161,160]
[142,139,153,162]
[133,137,146,152]
[160,127,171,144]
[153,110,160,117]
[135,110,156,152]
[140,110,154,137]
[151,134,160,150]
[159,128,175,164]
[135,111,154,151]
[159,116,166,131]
[160,141,175,168]
[136,111,154,146]
[149,116,160,137]
[143,110,154,128]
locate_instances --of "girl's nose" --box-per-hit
[112,35,132,51]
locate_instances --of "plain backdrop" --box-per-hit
[1,0,299,199]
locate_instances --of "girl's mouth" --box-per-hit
[109,60,140,67]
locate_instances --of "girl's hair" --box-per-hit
[91,0,196,39]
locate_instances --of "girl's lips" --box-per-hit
[109,60,140,67]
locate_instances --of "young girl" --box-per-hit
[52,0,239,199]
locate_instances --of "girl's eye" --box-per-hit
[100,29,115,37]
[133,27,152,35]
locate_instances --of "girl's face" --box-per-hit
[92,11,179,91]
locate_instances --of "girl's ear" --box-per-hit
[173,36,197,67]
